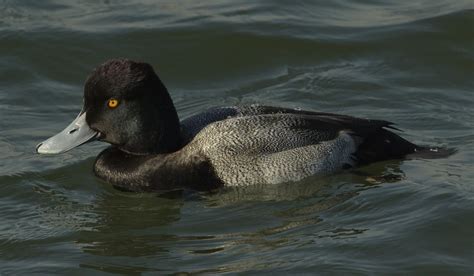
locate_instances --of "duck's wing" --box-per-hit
[227,106,445,163]
[180,105,399,144]
[180,107,240,143]
[188,111,418,186]
[194,111,411,154]
[181,105,393,143]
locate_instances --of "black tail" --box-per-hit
[353,129,454,165]
[407,145,456,159]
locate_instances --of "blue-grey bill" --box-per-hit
[36,111,99,154]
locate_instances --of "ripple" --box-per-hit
[0,0,473,274]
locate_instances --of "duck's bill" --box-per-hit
[36,111,99,154]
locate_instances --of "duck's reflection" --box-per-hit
[75,187,184,257]
[73,159,405,273]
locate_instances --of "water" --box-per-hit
[1,0,473,274]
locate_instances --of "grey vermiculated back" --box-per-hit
[182,106,358,185]
[180,106,239,144]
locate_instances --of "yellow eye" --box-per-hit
[108,98,119,109]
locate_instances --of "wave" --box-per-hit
[0,0,472,34]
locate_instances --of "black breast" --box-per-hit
[93,146,223,192]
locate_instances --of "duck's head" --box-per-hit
[36,58,181,155]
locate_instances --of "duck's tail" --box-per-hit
[353,128,455,165]
[408,145,457,159]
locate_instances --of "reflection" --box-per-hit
[192,159,407,259]
[352,160,406,185]
[26,158,186,271]
[75,188,183,257]
[31,156,408,274]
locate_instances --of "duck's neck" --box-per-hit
[143,105,182,155]
[119,87,183,155]
[149,82,182,154]
[93,147,171,192]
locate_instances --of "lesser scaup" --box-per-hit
[36,58,447,192]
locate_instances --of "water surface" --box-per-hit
[1,0,473,274]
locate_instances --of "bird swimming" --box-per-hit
[36,58,448,192]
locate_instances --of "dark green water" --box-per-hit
[1,0,473,274]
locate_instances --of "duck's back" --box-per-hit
[180,106,419,186]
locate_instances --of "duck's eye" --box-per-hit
[107,98,119,109]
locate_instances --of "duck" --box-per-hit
[36,58,443,192]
